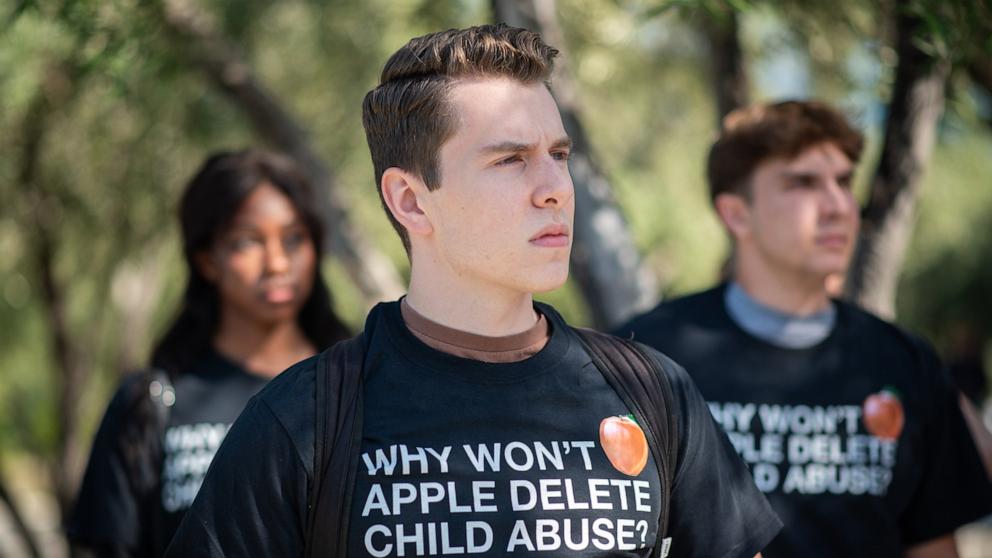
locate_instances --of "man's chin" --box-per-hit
[527,270,570,294]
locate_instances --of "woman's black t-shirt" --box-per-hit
[68,352,268,556]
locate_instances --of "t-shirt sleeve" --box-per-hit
[66,377,145,556]
[164,396,310,557]
[649,350,782,558]
[899,339,992,546]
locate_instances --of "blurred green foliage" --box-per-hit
[0,0,990,474]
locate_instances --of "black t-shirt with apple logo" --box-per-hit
[617,285,992,558]
[164,300,780,557]
[349,301,778,557]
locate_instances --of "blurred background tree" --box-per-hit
[0,0,989,555]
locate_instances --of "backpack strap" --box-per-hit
[305,334,366,558]
[573,328,679,556]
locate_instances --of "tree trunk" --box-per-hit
[968,54,992,130]
[699,6,749,122]
[493,0,659,329]
[845,5,950,319]
[17,58,90,519]
[0,478,43,558]
[37,222,90,513]
[158,0,404,306]
[110,246,170,373]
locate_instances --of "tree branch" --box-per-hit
[699,6,749,122]
[158,0,404,305]
[493,0,659,328]
[845,3,950,318]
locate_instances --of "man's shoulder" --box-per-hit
[614,286,725,342]
[246,353,321,460]
[255,353,320,409]
[834,300,939,362]
[630,341,696,397]
[579,328,698,414]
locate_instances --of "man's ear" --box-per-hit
[381,167,434,238]
[195,251,219,283]
[714,192,751,241]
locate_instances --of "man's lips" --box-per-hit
[530,224,570,247]
[816,233,850,249]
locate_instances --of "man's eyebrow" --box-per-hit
[780,171,818,179]
[781,165,854,175]
[479,141,533,155]
[479,136,572,154]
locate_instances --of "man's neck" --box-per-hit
[406,264,539,337]
[213,308,314,378]
[734,259,832,317]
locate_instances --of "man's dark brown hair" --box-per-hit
[362,24,559,252]
[707,100,864,203]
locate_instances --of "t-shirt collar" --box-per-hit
[724,282,837,350]
[368,299,571,384]
[400,297,548,353]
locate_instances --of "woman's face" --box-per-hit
[198,182,317,328]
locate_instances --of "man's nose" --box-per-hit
[532,155,574,209]
[822,180,855,218]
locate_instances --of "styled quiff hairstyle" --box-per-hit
[707,100,864,203]
[362,23,559,251]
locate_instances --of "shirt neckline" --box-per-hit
[724,282,837,350]
[718,283,843,353]
[375,300,572,385]
[400,298,548,353]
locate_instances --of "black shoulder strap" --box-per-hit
[573,328,678,556]
[305,334,366,558]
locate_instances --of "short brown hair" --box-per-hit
[707,100,864,202]
[362,24,559,251]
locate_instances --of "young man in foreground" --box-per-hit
[165,24,779,558]
[617,100,992,557]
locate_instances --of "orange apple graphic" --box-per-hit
[600,414,649,476]
[862,388,904,441]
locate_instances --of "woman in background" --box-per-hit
[67,149,350,556]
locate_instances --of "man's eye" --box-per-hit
[552,150,571,161]
[837,175,853,189]
[496,155,522,166]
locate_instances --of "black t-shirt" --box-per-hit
[67,352,269,556]
[166,300,781,557]
[616,285,992,557]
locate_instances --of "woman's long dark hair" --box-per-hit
[150,149,350,375]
